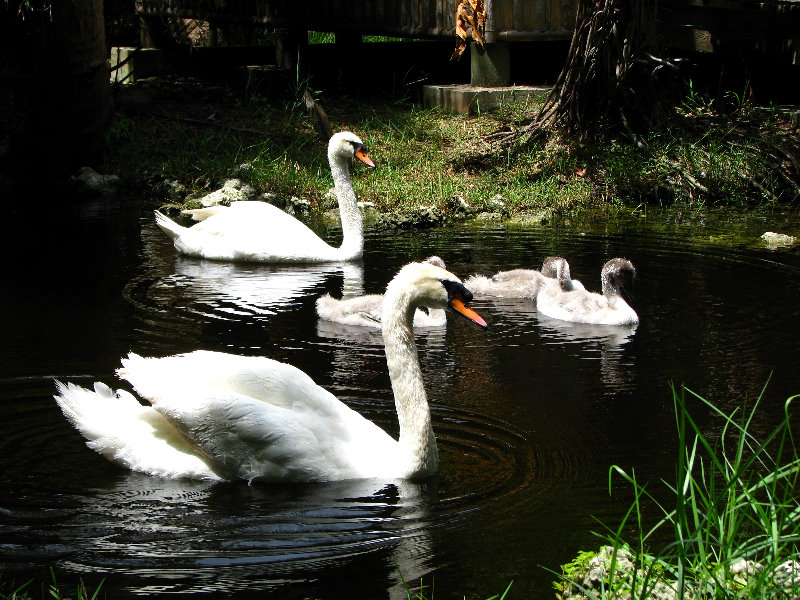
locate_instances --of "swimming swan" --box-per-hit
[153,131,375,263]
[53,261,487,482]
[315,256,448,329]
[465,256,584,299]
[536,257,638,325]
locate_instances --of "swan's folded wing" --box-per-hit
[119,351,397,481]
[181,205,229,221]
[465,271,543,299]
[151,390,392,481]
[354,310,381,325]
[316,294,384,327]
[463,274,495,295]
[557,291,605,313]
[177,202,339,261]
[538,288,617,324]
[490,268,539,283]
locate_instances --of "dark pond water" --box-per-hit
[1,199,799,599]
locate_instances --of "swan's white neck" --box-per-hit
[381,281,438,478]
[329,152,364,261]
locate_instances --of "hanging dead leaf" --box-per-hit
[450,0,470,60]
[471,0,486,47]
[450,0,486,61]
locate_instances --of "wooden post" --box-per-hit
[276,27,307,75]
[471,42,510,86]
[335,31,361,89]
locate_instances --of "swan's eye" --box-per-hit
[348,141,368,153]
[440,279,473,304]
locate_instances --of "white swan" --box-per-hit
[53,261,487,482]
[153,131,374,263]
[465,256,584,299]
[315,256,448,329]
[536,257,639,325]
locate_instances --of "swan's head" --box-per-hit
[388,261,487,328]
[541,256,572,285]
[601,258,636,298]
[543,256,583,291]
[328,131,375,168]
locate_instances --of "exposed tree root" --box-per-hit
[458,0,800,203]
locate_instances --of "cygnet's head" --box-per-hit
[542,256,576,290]
[328,131,375,167]
[423,255,446,269]
[601,258,636,297]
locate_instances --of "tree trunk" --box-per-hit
[461,0,666,161]
[538,0,661,140]
[21,0,113,180]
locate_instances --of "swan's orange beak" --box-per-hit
[355,147,375,168]
[450,297,488,328]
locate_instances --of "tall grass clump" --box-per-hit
[0,568,104,600]
[557,383,800,600]
[399,573,513,600]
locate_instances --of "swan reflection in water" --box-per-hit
[469,296,637,391]
[467,295,636,348]
[316,318,448,346]
[536,313,638,392]
[536,314,638,348]
[155,257,366,319]
[62,474,433,598]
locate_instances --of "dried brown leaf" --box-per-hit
[451,0,485,60]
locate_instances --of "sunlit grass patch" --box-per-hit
[105,78,796,215]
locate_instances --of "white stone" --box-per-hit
[761,231,797,247]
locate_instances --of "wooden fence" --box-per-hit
[136,0,578,43]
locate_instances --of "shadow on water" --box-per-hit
[1,200,799,598]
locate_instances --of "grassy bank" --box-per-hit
[105,76,799,220]
[555,385,800,600]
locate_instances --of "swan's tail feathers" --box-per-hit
[116,352,143,380]
[53,379,220,480]
[315,293,338,320]
[154,211,186,240]
[55,380,125,435]
[181,205,228,222]
[53,380,147,458]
